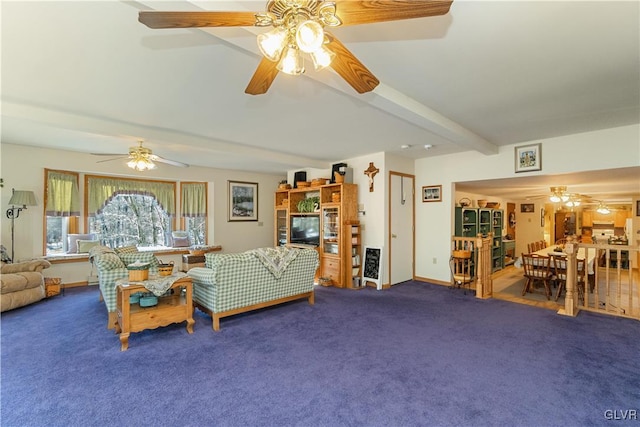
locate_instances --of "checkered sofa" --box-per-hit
[89,246,159,329]
[187,247,319,331]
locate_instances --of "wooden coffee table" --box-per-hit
[115,276,194,351]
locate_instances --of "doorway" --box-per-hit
[389,172,415,285]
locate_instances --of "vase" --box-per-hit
[334,171,344,183]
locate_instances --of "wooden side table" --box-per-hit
[115,276,194,351]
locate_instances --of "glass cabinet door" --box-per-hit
[322,206,340,255]
[275,208,287,246]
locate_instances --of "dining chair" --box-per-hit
[553,255,568,301]
[521,253,552,299]
[555,257,586,304]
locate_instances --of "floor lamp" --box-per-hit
[6,188,37,263]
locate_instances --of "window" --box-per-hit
[181,182,208,246]
[44,171,208,255]
[88,193,171,249]
[86,175,176,250]
[45,169,80,255]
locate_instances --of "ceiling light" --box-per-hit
[257,27,288,62]
[596,202,610,214]
[549,186,569,203]
[401,144,411,150]
[127,143,156,171]
[424,144,433,150]
[565,195,581,208]
[255,1,341,76]
[277,46,305,75]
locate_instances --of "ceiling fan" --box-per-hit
[526,186,593,207]
[92,141,189,171]
[138,0,453,95]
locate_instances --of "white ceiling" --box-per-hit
[2,1,639,201]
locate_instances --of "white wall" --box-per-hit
[415,124,640,283]
[1,143,285,283]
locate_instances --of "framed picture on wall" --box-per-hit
[541,207,545,226]
[521,203,535,213]
[515,143,542,173]
[228,181,258,221]
[422,185,442,202]
[637,200,640,216]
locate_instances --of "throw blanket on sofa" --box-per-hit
[251,247,300,279]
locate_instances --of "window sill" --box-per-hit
[44,245,222,264]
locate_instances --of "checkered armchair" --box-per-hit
[187,247,319,331]
[89,245,159,329]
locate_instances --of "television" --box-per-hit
[290,215,320,246]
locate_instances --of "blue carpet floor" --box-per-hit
[2,281,639,427]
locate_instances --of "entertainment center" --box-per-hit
[274,183,361,289]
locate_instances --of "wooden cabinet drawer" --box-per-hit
[322,257,341,285]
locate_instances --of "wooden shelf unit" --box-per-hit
[274,183,358,288]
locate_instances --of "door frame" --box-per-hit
[388,171,416,285]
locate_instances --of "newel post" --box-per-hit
[475,232,493,299]
[558,235,579,317]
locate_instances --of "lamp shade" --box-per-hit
[8,190,37,207]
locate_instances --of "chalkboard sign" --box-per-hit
[363,246,383,290]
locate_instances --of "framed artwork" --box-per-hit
[521,203,535,213]
[228,181,258,221]
[422,185,442,202]
[637,200,640,216]
[515,143,542,173]
[541,208,545,226]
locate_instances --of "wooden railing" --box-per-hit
[452,234,493,299]
[560,236,639,321]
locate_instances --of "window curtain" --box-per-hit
[87,176,175,216]
[181,182,207,217]
[46,170,80,216]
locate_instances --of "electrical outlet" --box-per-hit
[432,257,437,264]
[257,221,264,227]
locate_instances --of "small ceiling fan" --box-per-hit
[92,141,189,171]
[138,0,453,95]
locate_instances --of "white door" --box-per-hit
[390,173,414,285]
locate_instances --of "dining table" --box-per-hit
[534,246,597,275]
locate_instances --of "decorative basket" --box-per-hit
[477,200,488,208]
[189,249,205,256]
[139,293,158,307]
[297,181,311,188]
[486,202,501,209]
[127,262,150,281]
[458,197,471,207]
[318,277,332,287]
[158,261,174,276]
[331,192,341,203]
[452,250,472,259]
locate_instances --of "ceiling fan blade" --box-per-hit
[138,11,256,29]
[148,154,189,168]
[328,37,379,94]
[95,156,127,163]
[245,57,280,95]
[335,0,453,26]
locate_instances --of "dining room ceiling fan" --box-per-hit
[138,0,454,95]
[92,140,189,171]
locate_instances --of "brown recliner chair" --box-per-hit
[1,260,51,312]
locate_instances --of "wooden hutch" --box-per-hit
[274,182,361,289]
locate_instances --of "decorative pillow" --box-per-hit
[172,237,191,247]
[77,239,100,253]
[119,252,159,270]
[114,245,138,255]
[67,234,94,254]
[93,253,125,270]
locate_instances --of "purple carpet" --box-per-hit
[2,281,639,426]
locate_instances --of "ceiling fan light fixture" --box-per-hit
[277,46,305,75]
[127,157,156,172]
[257,27,288,62]
[296,20,324,53]
[596,202,610,215]
[310,45,335,70]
